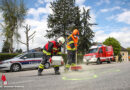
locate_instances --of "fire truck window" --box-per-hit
[99,48,103,53]
[88,48,98,53]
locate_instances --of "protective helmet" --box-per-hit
[57,37,65,44]
[72,29,79,35]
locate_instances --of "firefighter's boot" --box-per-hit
[64,64,70,72]
[38,64,44,76]
[54,67,60,75]
[38,68,43,76]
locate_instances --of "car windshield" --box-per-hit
[88,48,98,53]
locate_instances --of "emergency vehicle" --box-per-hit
[0,52,64,72]
[83,44,115,64]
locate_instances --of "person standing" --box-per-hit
[65,29,79,71]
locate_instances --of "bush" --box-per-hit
[0,53,19,61]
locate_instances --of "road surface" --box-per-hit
[0,62,130,90]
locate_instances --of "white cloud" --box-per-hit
[100,9,109,13]
[100,6,121,13]
[116,10,130,24]
[44,0,54,3]
[90,12,96,23]
[36,0,54,7]
[38,0,44,4]
[111,6,121,11]
[106,15,116,21]
[94,27,130,48]
[76,0,86,5]
[96,0,110,6]
[79,5,91,13]
[28,3,52,20]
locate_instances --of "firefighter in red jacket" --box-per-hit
[38,37,65,76]
[65,29,79,71]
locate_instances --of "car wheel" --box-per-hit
[11,64,21,72]
[86,62,89,65]
[44,62,50,69]
[97,58,101,64]
[86,60,89,65]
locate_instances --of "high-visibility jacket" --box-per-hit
[67,34,78,51]
[43,41,61,55]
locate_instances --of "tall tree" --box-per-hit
[78,8,96,54]
[2,40,10,53]
[103,37,121,56]
[46,0,80,53]
[18,25,36,52]
[0,0,27,53]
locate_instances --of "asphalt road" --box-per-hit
[0,62,130,90]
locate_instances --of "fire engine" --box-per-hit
[83,44,115,65]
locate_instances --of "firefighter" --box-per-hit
[65,29,79,71]
[38,37,65,76]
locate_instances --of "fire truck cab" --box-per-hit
[83,44,114,65]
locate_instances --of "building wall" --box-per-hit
[120,51,128,62]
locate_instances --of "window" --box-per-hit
[122,53,124,56]
[34,53,43,58]
[24,53,34,58]
[88,48,98,53]
[99,48,103,53]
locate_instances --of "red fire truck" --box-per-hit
[83,44,115,65]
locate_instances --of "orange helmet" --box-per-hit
[72,29,79,35]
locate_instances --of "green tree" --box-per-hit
[0,0,27,53]
[103,37,121,56]
[2,40,10,53]
[46,0,96,54]
[46,0,80,53]
[15,49,22,53]
[78,8,95,54]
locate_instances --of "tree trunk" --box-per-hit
[26,29,29,52]
[9,37,13,53]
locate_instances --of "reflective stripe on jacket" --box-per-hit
[43,41,61,55]
[67,34,78,51]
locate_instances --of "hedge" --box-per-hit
[0,53,19,61]
[0,53,84,64]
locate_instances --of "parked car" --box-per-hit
[0,52,51,72]
[83,44,115,65]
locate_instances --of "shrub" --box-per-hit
[0,53,19,61]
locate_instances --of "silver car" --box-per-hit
[0,52,51,72]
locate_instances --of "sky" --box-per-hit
[0,0,130,52]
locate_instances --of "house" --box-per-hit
[120,47,129,62]
[28,47,43,52]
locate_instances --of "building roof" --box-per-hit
[121,46,127,51]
